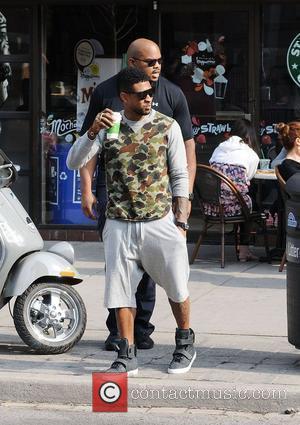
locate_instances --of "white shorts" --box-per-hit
[103,210,190,308]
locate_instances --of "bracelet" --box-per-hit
[87,129,97,140]
[87,112,103,140]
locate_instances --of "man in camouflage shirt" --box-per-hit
[67,68,196,375]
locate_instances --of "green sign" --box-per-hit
[287,33,300,88]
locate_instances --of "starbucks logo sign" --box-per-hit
[287,33,300,88]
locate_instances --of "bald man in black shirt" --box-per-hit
[79,38,196,351]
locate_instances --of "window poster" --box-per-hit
[172,37,228,116]
[76,57,121,131]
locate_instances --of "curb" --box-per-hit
[0,373,298,413]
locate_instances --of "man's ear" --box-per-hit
[120,91,128,103]
[127,57,135,67]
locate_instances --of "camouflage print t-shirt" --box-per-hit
[104,111,174,221]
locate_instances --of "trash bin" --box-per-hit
[46,141,96,225]
[285,173,300,349]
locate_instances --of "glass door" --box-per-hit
[160,3,255,163]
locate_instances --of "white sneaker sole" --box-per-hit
[167,351,196,374]
[128,368,138,377]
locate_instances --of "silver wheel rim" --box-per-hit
[26,287,80,343]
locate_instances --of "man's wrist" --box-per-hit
[173,195,189,223]
[175,216,188,224]
[81,189,93,197]
[87,128,98,140]
[176,221,189,231]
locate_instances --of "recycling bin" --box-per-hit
[285,173,300,348]
[46,142,96,225]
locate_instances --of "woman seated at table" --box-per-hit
[277,120,300,181]
[208,118,259,262]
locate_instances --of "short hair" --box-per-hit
[277,120,300,151]
[231,118,257,147]
[117,67,150,95]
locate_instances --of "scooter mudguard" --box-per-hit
[3,251,82,297]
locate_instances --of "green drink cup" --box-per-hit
[107,112,122,140]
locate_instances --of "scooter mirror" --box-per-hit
[0,148,18,187]
[0,164,13,188]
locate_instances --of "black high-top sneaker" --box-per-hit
[106,338,138,376]
[168,328,196,374]
[104,333,120,351]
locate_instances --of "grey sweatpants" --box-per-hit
[103,210,190,308]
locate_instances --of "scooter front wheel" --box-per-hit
[13,282,87,354]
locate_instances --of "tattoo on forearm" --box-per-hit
[174,197,189,221]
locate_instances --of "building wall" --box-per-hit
[0,1,299,238]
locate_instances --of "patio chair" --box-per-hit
[190,164,270,268]
[275,166,287,272]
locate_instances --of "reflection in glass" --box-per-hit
[12,175,29,212]
[0,11,12,106]
[0,119,30,169]
[0,62,30,111]
[260,3,300,158]
[0,8,30,54]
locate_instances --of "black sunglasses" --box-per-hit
[133,57,163,67]
[125,88,155,100]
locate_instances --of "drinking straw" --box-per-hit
[260,148,265,159]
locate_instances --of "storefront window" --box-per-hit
[0,8,31,214]
[161,8,250,164]
[260,3,300,159]
[42,4,148,225]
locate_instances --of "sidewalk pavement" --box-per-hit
[0,241,299,414]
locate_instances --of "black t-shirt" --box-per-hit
[151,76,192,141]
[80,75,121,136]
[80,75,192,141]
[278,158,300,182]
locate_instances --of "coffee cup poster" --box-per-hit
[75,39,121,131]
[173,37,228,116]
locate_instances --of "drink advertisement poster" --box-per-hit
[76,58,122,131]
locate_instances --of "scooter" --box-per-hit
[0,149,86,354]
